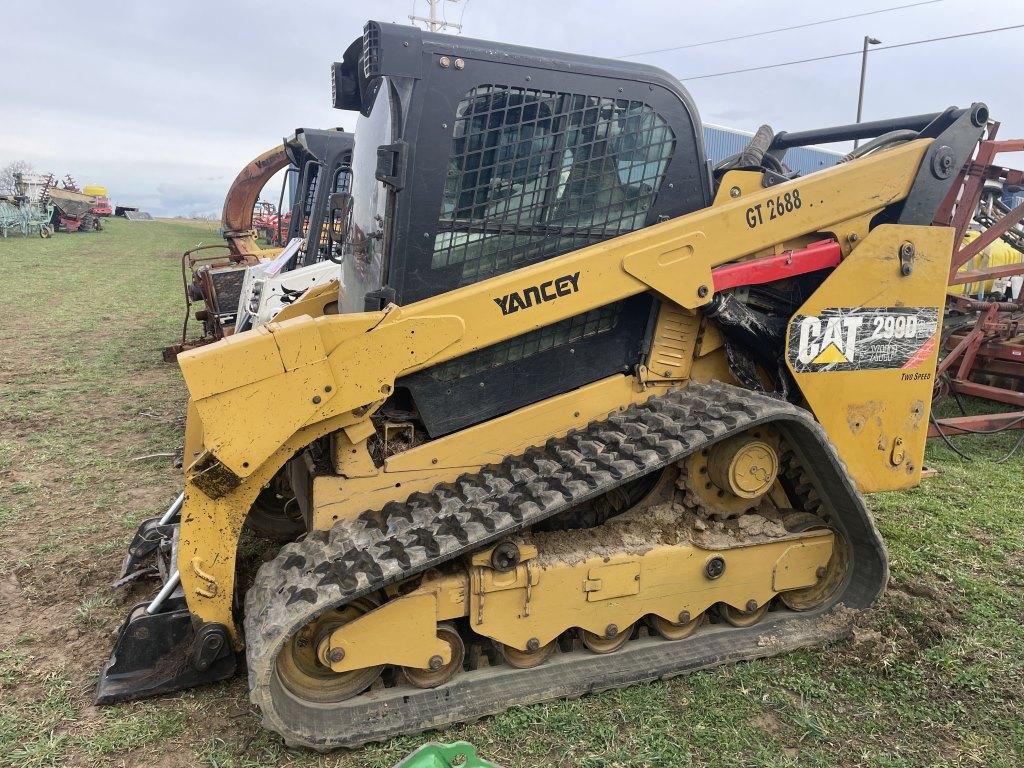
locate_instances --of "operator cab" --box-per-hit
[331,22,712,435]
[281,127,354,266]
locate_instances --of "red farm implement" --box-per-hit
[930,128,1024,439]
[251,200,292,246]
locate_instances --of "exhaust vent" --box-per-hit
[362,22,383,80]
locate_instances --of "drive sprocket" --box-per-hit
[678,428,782,519]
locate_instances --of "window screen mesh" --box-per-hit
[428,305,620,383]
[291,162,321,241]
[312,164,352,253]
[432,85,675,284]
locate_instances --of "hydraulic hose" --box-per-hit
[840,129,919,162]
[713,125,784,175]
[738,124,775,168]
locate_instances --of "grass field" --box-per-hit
[0,218,1021,768]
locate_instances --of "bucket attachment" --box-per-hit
[96,596,236,703]
[98,492,237,703]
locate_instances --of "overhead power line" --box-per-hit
[681,23,1024,81]
[618,0,946,58]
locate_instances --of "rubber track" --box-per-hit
[244,380,888,750]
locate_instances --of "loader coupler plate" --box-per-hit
[114,516,176,587]
[95,599,236,704]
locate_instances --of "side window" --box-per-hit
[314,162,353,259]
[431,85,676,284]
[333,163,352,194]
[290,160,321,241]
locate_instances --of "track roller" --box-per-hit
[718,601,769,628]
[650,611,704,641]
[580,623,635,654]
[402,623,465,688]
[497,640,558,669]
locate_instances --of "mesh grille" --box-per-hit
[313,164,353,253]
[209,267,245,317]
[294,162,321,240]
[362,24,382,79]
[428,305,620,383]
[432,85,675,284]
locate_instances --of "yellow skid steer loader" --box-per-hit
[97,21,989,750]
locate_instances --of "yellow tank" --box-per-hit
[83,185,108,198]
[953,229,1023,295]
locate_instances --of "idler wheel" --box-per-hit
[274,598,383,703]
[779,512,849,612]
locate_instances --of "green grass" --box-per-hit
[0,218,1022,767]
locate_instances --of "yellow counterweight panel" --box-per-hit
[785,224,954,492]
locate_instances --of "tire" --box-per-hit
[246,484,304,542]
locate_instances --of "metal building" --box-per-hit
[703,123,842,177]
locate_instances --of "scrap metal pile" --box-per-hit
[251,200,291,246]
[46,174,107,232]
[1,172,117,236]
[164,128,352,359]
[0,172,53,237]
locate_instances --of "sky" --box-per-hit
[5,0,1023,217]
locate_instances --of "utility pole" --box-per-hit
[854,35,882,149]
[409,0,463,33]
